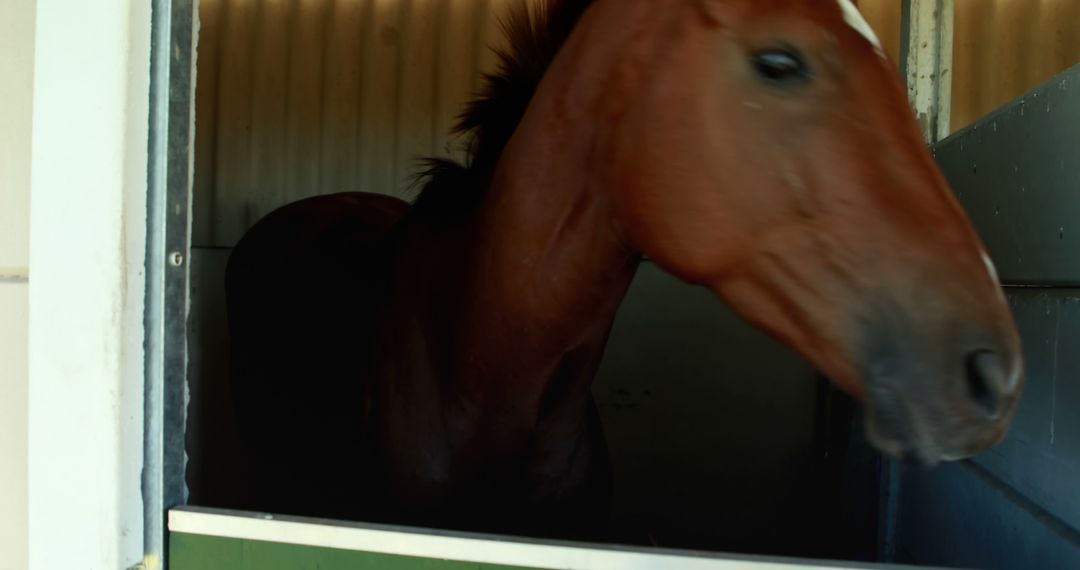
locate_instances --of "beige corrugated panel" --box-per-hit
[857,0,904,65]
[953,0,1080,132]
[194,0,520,247]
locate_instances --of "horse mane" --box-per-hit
[410,0,593,218]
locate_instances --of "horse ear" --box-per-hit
[697,0,735,28]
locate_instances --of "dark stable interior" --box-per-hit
[187,254,884,561]
[185,0,886,561]
[181,2,1080,566]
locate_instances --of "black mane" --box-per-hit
[410,0,593,217]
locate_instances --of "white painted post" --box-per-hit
[28,1,151,568]
[902,0,955,143]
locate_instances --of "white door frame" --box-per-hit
[27,0,156,568]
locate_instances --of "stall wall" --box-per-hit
[858,0,903,65]
[195,0,519,246]
[855,0,1080,134]
[0,1,35,568]
[952,0,1080,133]
[886,64,1080,569]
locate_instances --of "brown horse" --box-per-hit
[224,0,1024,539]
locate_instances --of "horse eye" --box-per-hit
[751,49,812,85]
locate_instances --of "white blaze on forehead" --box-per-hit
[836,0,883,50]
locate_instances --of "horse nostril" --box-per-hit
[965,350,1005,417]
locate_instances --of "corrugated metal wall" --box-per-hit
[953,0,1080,131]
[857,0,904,65]
[194,0,520,247]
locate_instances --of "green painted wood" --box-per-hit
[170,532,540,570]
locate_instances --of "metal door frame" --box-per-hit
[145,0,198,566]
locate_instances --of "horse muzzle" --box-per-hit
[858,318,1023,467]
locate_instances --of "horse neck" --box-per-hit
[452,1,661,414]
